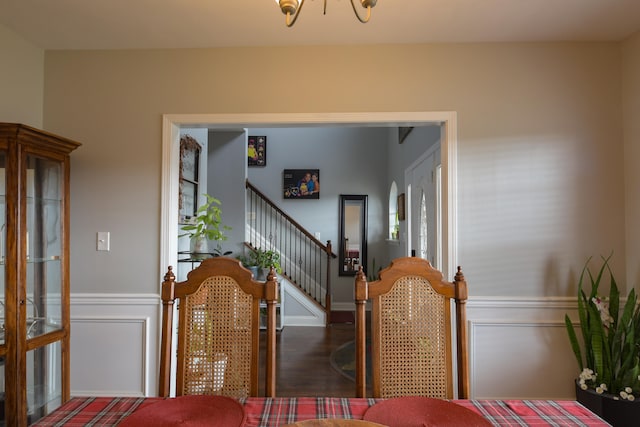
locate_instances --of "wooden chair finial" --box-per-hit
[164,266,175,282]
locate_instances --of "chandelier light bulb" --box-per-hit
[276,0,377,27]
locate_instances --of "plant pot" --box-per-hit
[576,380,640,426]
[259,267,271,281]
[247,266,260,279]
[190,235,210,261]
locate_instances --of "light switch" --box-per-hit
[97,232,110,251]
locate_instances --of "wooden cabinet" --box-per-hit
[0,123,80,426]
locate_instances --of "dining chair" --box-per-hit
[354,257,469,398]
[158,257,278,398]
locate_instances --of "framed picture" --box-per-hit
[248,135,266,166]
[283,169,320,199]
[397,193,406,221]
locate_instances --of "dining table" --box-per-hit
[31,395,611,426]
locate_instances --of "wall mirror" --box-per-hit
[338,194,368,276]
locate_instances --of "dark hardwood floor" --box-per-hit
[260,323,363,397]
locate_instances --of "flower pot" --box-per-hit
[576,380,640,427]
[190,235,210,261]
[247,266,260,279]
[259,267,270,281]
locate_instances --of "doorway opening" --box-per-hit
[160,112,458,283]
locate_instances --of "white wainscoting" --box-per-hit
[70,293,160,397]
[467,296,579,399]
[69,294,579,399]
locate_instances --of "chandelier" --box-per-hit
[276,0,378,27]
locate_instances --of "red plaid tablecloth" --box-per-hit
[31,396,611,426]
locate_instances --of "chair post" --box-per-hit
[264,267,279,397]
[159,266,176,397]
[325,240,332,325]
[454,266,470,399]
[354,266,369,398]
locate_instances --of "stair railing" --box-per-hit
[245,179,337,321]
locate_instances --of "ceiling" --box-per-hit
[1,0,639,50]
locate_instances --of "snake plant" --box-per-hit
[565,255,640,400]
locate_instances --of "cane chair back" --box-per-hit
[354,257,469,399]
[159,257,278,398]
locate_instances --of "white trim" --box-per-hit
[161,117,181,283]
[71,293,160,305]
[467,296,577,309]
[441,113,458,279]
[282,280,326,326]
[161,111,458,292]
[330,302,357,312]
[285,315,326,327]
[330,296,578,312]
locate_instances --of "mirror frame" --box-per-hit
[338,194,368,277]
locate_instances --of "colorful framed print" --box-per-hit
[283,169,320,199]
[248,135,266,166]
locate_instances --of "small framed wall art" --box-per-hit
[248,135,266,166]
[397,193,406,221]
[283,169,320,199]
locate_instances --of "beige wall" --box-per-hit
[0,24,43,127]
[42,43,627,298]
[623,31,640,288]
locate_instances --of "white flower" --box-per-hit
[600,383,608,391]
[592,297,614,327]
[620,391,629,399]
[596,386,604,394]
[579,368,596,381]
[625,387,633,394]
[580,382,588,390]
[629,395,636,402]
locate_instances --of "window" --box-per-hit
[419,190,427,259]
[179,135,201,222]
[388,181,399,240]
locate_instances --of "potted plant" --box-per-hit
[236,253,260,278]
[180,194,232,260]
[565,255,640,426]
[251,247,282,280]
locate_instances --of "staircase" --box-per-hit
[245,180,337,324]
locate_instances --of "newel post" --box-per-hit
[325,240,332,325]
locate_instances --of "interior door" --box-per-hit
[406,146,440,268]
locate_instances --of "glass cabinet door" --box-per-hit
[25,155,64,340]
[24,155,65,423]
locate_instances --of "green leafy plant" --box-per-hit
[367,258,383,282]
[251,247,282,273]
[235,254,252,268]
[180,194,232,256]
[565,255,640,400]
